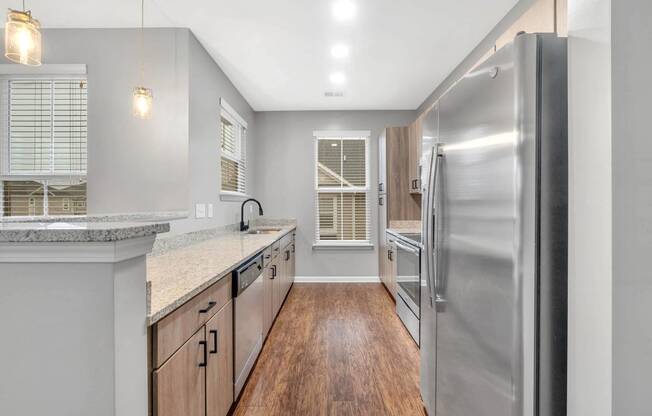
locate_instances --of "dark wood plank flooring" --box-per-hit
[233,283,426,416]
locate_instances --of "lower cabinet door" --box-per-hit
[290,243,296,283]
[206,301,234,416]
[153,328,206,416]
[272,260,282,317]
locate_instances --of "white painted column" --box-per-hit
[0,236,155,416]
[567,0,613,415]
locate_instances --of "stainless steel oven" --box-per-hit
[393,233,421,345]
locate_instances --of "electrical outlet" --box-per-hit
[207,204,214,218]
[195,203,206,218]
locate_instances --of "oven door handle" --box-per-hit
[394,240,419,256]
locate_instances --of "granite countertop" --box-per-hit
[387,220,422,235]
[147,223,296,325]
[0,221,170,243]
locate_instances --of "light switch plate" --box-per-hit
[207,204,214,218]
[195,203,206,218]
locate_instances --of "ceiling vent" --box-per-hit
[324,91,344,97]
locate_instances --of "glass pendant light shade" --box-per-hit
[133,86,153,119]
[5,10,41,66]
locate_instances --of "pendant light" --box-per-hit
[4,1,42,66]
[133,0,152,119]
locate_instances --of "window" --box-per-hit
[314,131,371,246]
[220,98,247,198]
[0,77,87,217]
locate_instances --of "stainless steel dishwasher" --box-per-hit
[232,253,264,398]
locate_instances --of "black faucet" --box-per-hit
[240,198,264,232]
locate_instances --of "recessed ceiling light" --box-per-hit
[331,44,350,59]
[332,0,356,21]
[329,72,346,85]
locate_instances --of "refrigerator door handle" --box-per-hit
[432,144,446,308]
[422,147,436,306]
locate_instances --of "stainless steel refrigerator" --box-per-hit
[419,33,568,416]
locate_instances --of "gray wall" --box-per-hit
[611,0,652,414]
[38,28,190,215]
[169,33,257,234]
[7,28,259,232]
[253,110,415,278]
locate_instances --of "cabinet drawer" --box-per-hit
[263,247,272,267]
[280,232,293,250]
[154,276,232,368]
[271,241,281,259]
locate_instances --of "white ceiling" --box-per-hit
[20,0,518,111]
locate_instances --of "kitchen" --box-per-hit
[0,0,649,416]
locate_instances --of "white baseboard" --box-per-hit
[294,276,380,283]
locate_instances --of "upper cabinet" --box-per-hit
[380,126,421,222]
[407,116,423,195]
[378,129,387,194]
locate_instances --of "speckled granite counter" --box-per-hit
[388,220,421,235]
[146,222,296,325]
[0,221,170,243]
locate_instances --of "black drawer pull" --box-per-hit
[199,341,207,367]
[209,329,219,354]
[199,301,217,314]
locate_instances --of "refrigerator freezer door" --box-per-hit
[435,41,520,416]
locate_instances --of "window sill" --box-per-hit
[312,243,375,251]
[220,192,250,202]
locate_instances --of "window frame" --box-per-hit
[313,130,372,249]
[219,98,248,201]
[0,73,88,218]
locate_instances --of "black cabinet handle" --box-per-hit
[388,250,393,262]
[199,301,217,314]
[379,183,384,192]
[271,265,276,279]
[379,196,384,206]
[285,250,290,261]
[209,329,218,354]
[199,341,207,367]
[291,244,295,253]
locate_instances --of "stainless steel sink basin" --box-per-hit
[246,228,281,235]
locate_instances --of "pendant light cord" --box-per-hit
[139,0,145,83]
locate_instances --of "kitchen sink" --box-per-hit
[246,228,281,235]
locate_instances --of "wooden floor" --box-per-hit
[233,283,426,416]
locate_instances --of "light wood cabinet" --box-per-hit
[206,301,233,416]
[153,276,231,368]
[272,257,283,318]
[263,232,295,338]
[153,329,206,416]
[378,129,387,194]
[407,117,423,195]
[153,301,234,416]
[385,127,420,221]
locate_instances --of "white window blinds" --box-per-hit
[1,77,87,217]
[220,101,247,196]
[7,79,87,174]
[314,133,370,244]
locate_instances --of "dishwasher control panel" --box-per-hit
[232,254,264,297]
